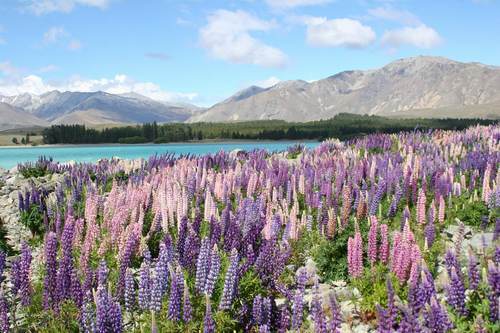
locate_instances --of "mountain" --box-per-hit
[0,103,49,131]
[0,91,199,127]
[189,56,500,122]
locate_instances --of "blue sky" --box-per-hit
[1,0,499,106]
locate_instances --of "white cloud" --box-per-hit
[0,72,197,103]
[266,0,333,8]
[368,6,421,26]
[304,17,376,48]
[256,76,281,88]
[381,24,442,49]
[27,0,111,15]
[43,26,68,44]
[68,39,82,50]
[199,9,288,68]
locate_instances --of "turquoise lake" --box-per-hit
[0,141,319,169]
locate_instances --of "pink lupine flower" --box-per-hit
[416,188,426,224]
[482,163,491,203]
[438,195,445,224]
[379,224,389,264]
[348,229,363,278]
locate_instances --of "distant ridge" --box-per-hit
[188,56,500,122]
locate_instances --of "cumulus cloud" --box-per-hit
[27,0,111,15]
[368,6,421,26]
[381,24,442,49]
[0,72,197,103]
[304,17,376,48]
[199,9,288,68]
[266,0,333,9]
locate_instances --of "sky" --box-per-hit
[0,0,499,106]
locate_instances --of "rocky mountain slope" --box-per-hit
[0,91,198,128]
[0,103,49,131]
[189,56,500,122]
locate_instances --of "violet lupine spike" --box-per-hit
[328,294,342,333]
[95,285,110,333]
[182,280,192,323]
[80,292,95,333]
[138,260,151,311]
[70,266,83,308]
[43,232,58,310]
[494,246,500,265]
[277,307,290,333]
[203,298,215,333]
[252,295,263,326]
[219,248,239,310]
[124,269,135,313]
[488,262,500,322]
[167,266,182,321]
[468,252,480,291]
[204,244,221,297]
[397,306,422,333]
[0,293,9,333]
[97,259,109,287]
[291,268,307,331]
[195,237,210,294]
[311,283,327,333]
[423,297,453,333]
[17,242,33,307]
[368,216,378,266]
[150,270,162,313]
[446,267,468,317]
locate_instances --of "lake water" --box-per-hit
[0,141,319,169]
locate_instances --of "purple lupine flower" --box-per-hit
[277,307,290,333]
[204,244,220,297]
[167,266,182,321]
[311,283,327,333]
[219,248,239,310]
[97,259,108,287]
[0,251,5,282]
[468,252,480,290]
[493,218,500,241]
[0,293,9,333]
[95,285,110,333]
[124,269,135,312]
[138,260,151,311]
[70,266,83,308]
[16,242,32,306]
[494,246,500,266]
[43,232,58,310]
[261,297,271,328]
[424,297,453,333]
[182,280,192,323]
[444,250,461,278]
[329,294,342,333]
[80,292,95,333]
[291,268,307,330]
[56,218,75,302]
[156,243,170,296]
[397,306,422,333]
[108,300,123,333]
[424,216,435,247]
[203,298,215,333]
[252,295,263,326]
[378,278,397,331]
[446,267,468,316]
[195,238,210,294]
[150,270,162,313]
[488,262,500,322]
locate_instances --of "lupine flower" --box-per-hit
[124,269,135,312]
[488,262,500,322]
[291,268,307,330]
[424,297,453,333]
[0,293,9,333]
[219,248,239,310]
[347,230,363,278]
[446,267,468,316]
[311,282,327,333]
[80,292,95,333]
[167,266,183,321]
[277,307,290,333]
[379,224,389,264]
[138,260,151,311]
[43,232,58,310]
[468,251,480,290]
[204,244,220,297]
[416,188,426,224]
[150,270,162,313]
[203,298,215,333]
[195,238,210,294]
[252,295,263,326]
[182,280,192,323]
[329,294,342,333]
[368,216,378,266]
[397,306,422,333]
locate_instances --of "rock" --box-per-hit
[304,258,318,285]
[335,286,361,301]
[465,233,495,253]
[332,280,347,287]
[303,283,335,310]
[434,267,449,292]
[444,224,472,239]
[352,323,372,333]
[339,300,356,320]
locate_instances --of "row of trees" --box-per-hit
[42,114,497,144]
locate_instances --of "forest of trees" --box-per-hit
[42,113,497,144]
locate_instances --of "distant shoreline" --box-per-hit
[0,139,319,149]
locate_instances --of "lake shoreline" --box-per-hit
[0,138,319,149]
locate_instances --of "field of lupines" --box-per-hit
[0,125,499,332]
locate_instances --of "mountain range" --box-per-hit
[0,56,499,131]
